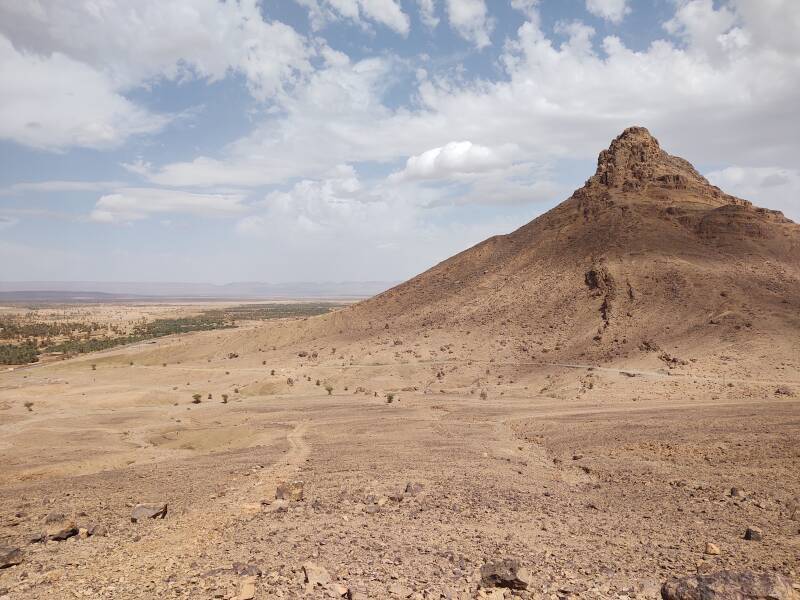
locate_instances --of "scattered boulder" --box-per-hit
[744,526,763,541]
[0,546,22,569]
[704,542,721,555]
[302,561,332,588]
[232,563,262,577]
[266,500,289,513]
[43,512,79,541]
[88,523,108,537]
[131,502,168,523]
[404,482,423,496]
[237,576,257,600]
[788,497,799,521]
[276,480,304,502]
[479,558,530,590]
[775,386,795,397]
[661,570,797,600]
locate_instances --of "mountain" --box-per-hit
[327,127,800,366]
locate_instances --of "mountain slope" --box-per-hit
[330,127,800,364]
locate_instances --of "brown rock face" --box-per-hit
[661,570,798,600]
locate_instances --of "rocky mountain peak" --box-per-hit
[589,126,707,193]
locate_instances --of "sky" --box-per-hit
[0,0,798,284]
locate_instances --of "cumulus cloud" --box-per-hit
[90,188,246,224]
[296,0,410,35]
[391,141,510,181]
[445,0,493,48]
[0,35,167,151]
[0,0,315,149]
[585,0,630,24]
[706,166,800,222]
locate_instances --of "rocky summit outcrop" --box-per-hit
[321,126,800,368]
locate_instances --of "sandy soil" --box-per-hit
[0,318,797,599]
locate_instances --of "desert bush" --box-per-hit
[222,394,228,404]
[480,389,488,400]
[325,384,333,395]
[191,393,202,404]
[24,401,34,412]
[386,393,395,403]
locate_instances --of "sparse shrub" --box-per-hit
[24,401,34,412]
[262,360,266,365]
[234,388,240,394]
[222,394,229,404]
[162,363,167,367]
[386,393,395,403]
[191,394,202,404]
[287,378,294,387]
[316,379,321,386]
[129,361,134,366]
[270,369,275,376]
[91,364,97,371]
[207,393,213,400]
[479,389,488,401]
[325,384,333,395]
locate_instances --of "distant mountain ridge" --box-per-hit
[0,281,395,301]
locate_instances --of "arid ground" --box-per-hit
[0,314,798,599]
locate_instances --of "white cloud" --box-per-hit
[417,0,439,28]
[706,166,800,222]
[445,0,493,48]
[511,0,540,19]
[586,0,630,24]
[90,188,246,223]
[296,0,410,35]
[0,0,316,149]
[0,35,167,151]
[391,141,510,181]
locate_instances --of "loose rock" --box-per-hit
[302,561,332,588]
[0,546,22,569]
[744,526,763,541]
[43,512,79,541]
[276,480,304,502]
[479,558,530,590]
[661,570,797,600]
[704,542,721,555]
[131,502,168,523]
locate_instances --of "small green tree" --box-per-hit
[221,394,229,404]
[325,384,333,395]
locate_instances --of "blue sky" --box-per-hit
[0,0,798,284]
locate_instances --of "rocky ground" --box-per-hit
[0,321,798,599]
